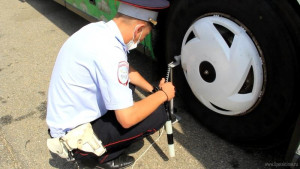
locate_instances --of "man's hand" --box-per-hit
[115,77,175,129]
[158,78,175,101]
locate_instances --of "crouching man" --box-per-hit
[46,0,173,168]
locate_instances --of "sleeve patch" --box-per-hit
[117,61,129,86]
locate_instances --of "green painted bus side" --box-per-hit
[65,0,155,58]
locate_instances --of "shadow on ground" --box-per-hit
[25,0,89,36]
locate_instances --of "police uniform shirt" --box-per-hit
[46,21,133,138]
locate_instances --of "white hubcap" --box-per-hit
[181,15,264,116]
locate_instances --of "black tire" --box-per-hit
[164,0,300,147]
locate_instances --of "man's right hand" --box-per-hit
[159,78,175,101]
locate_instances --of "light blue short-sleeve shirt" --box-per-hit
[46,21,133,138]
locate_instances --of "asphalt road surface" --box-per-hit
[0,0,286,168]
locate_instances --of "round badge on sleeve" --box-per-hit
[118,61,129,86]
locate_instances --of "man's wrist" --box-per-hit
[159,89,169,101]
[149,85,159,94]
[152,85,160,93]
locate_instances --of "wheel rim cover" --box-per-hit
[181,15,264,116]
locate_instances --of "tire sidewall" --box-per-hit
[165,0,299,145]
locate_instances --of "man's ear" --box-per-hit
[136,24,145,33]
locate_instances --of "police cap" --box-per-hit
[117,0,170,26]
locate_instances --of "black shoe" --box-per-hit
[95,154,135,169]
[74,151,99,169]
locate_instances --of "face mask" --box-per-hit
[126,25,143,50]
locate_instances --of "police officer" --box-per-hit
[46,0,173,168]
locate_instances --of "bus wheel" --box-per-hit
[165,0,300,147]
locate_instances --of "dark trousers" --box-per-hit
[73,104,167,166]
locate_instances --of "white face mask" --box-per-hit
[126,25,143,51]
